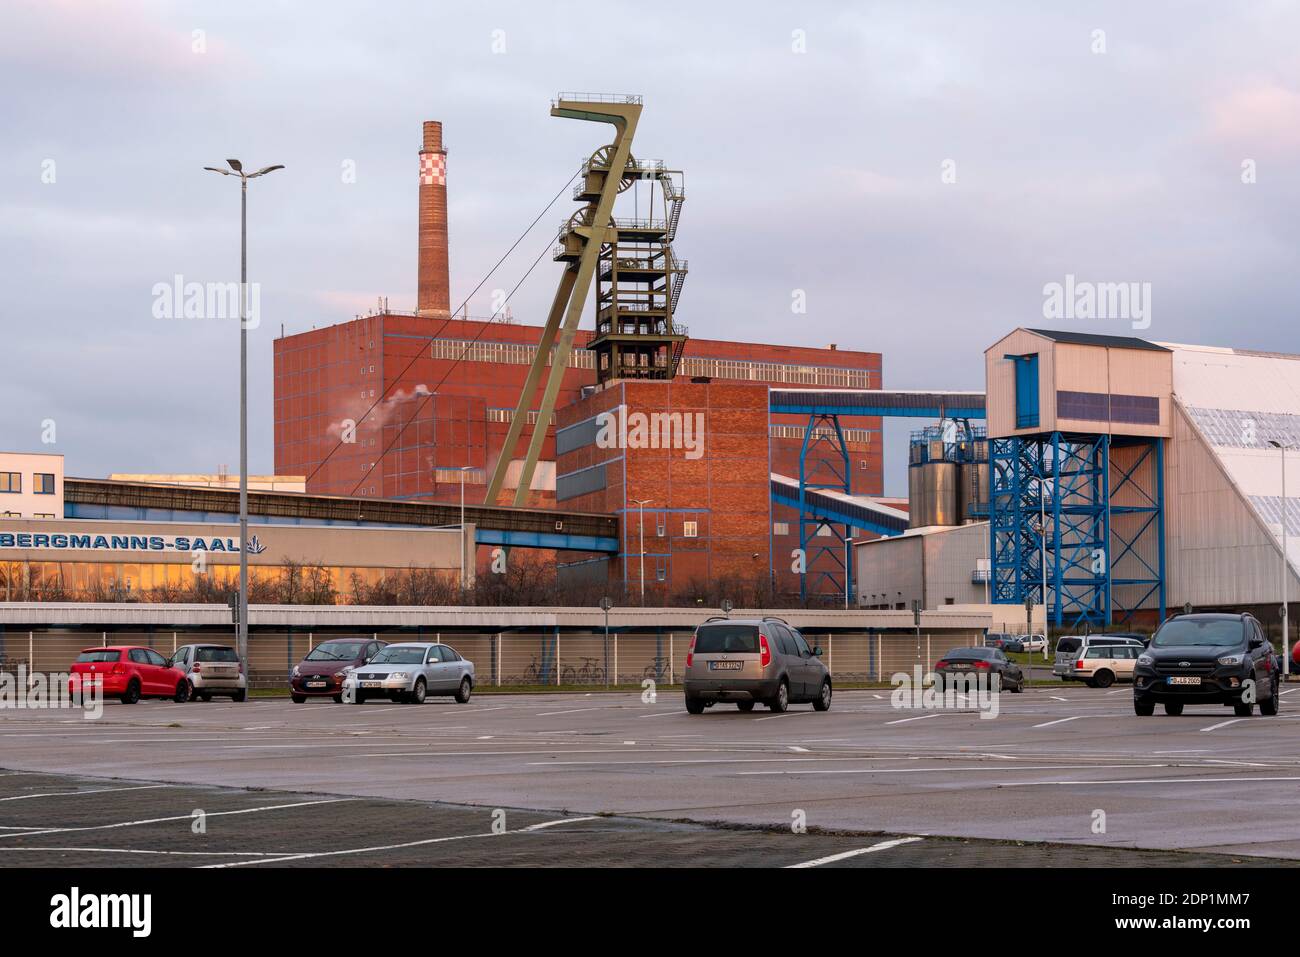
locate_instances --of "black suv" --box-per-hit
[1133,613,1280,717]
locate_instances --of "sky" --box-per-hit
[2,0,1298,496]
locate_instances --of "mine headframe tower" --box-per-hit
[486,93,688,506]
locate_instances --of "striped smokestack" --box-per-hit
[417,120,450,318]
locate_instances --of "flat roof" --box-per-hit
[1024,328,1171,352]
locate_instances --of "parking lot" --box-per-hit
[2,686,1300,866]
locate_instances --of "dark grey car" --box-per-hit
[683,618,831,714]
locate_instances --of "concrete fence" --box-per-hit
[0,628,979,689]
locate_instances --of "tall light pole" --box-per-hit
[458,465,474,593]
[205,159,283,692]
[632,498,652,603]
[1269,440,1291,676]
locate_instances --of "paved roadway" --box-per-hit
[2,685,1299,866]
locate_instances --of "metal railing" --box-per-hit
[553,92,643,106]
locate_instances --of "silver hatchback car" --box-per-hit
[343,642,475,705]
[683,617,831,714]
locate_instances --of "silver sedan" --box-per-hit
[343,642,475,705]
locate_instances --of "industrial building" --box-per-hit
[272,107,886,598]
[854,328,1300,644]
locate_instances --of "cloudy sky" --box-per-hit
[2,0,1298,494]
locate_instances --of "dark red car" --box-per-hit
[290,637,386,703]
[68,646,189,704]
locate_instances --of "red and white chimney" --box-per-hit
[417,120,450,318]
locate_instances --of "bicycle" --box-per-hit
[642,656,672,681]
[561,657,606,685]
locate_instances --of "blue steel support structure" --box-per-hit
[797,413,853,604]
[990,432,1164,629]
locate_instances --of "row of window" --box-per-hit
[768,424,875,444]
[428,339,874,387]
[640,518,698,538]
[0,472,56,494]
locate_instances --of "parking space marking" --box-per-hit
[535,708,604,717]
[1200,718,1248,732]
[2,846,296,858]
[786,836,923,868]
[637,711,687,718]
[1031,716,1087,729]
[203,815,600,867]
[0,784,176,803]
[0,798,355,841]
[738,763,1168,777]
[755,711,819,722]
[1001,774,1300,787]
[884,713,944,726]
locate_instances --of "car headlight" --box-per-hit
[389,672,409,680]
[292,665,300,677]
[338,666,354,677]
[1137,654,1153,666]
[1217,654,1244,666]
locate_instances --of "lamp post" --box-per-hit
[1269,440,1291,676]
[204,159,283,691]
[632,498,652,603]
[599,596,613,689]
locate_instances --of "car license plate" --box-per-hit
[306,681,327,689]
[1167,676,1201,685]
[362,680,383,688]
[709,661,742,671]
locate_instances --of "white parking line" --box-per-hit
[203,815,599,867]
[786,836,922,868]
[535,708,604,717]
[884,713,944,726]
[738,763,1168,777]
[1002,775,1300,787]
[0,784,176,803]
[0,798,354,841]
[637,711,687,718]
[1200,718,1248,733]
[755,711,818,722]
[1031,716,1087,729]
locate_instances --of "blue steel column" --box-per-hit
[1051,432,1063,628]
[1155,437,1167,621]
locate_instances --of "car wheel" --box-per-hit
[769,680,789,713]
[331,694,344,704]
[1234,700,1255,717]
[352,690,367,705]
[199,693,213,702]
[409,678,427,705]
[231,689,246,703]
[813,679,832,711]
[1163,701,1184,716]
[737,701,755,712]
[1261,679,1280,716]
[1094,669,1114,689]
[1011,677,1025,694]
[1134,698,1155,716]
[120,680,140,705]
[291,693,307,704]
[185,680,197,701]
[174,681,190,703]
[685,695,706,715]
[455,677,472,704]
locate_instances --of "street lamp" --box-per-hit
[631,499,652,603]
[1269,440,1291,676]
[458,465,475,593]
[204,158,283,692]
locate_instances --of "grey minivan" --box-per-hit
[683,617,831,714]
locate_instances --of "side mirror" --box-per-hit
[812,646,823,657]
[1248,635,1264,649]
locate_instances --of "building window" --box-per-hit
[0,473,19,493]
[683,520,698,538]
[34,513,55,519]
[2,511,19,517]
[34,473,55,494]
[773,522,790,536]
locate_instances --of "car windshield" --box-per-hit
[306,641,365,661]
[196,647,239,663]
[694,625,760,654]
[1151,619,1245,648]
[369,646,427,665]
[946,648,995,661]
[76,649,120,663]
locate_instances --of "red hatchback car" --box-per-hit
[68,646,189,704]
